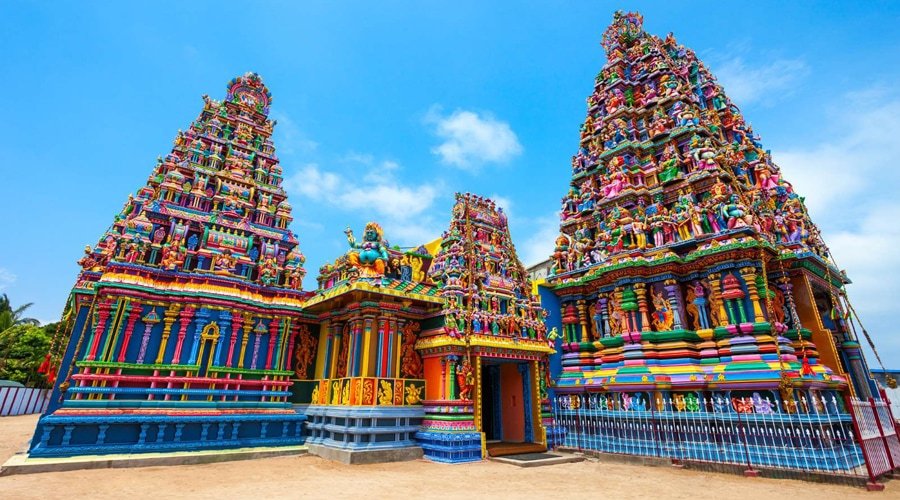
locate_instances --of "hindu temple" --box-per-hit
[25,11,891,478]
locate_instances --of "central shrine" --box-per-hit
[24,10,888,476]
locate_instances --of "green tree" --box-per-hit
[0,324,53,387]
[0,293,40,332]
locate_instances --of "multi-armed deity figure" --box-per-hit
[345,222,390,276]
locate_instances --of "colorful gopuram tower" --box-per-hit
[543,10,877,422]
[31,73,312,457]
[298,222,444,463]
[416,193,559,463]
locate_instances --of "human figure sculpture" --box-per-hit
[456,357,475,400]
[77,246,100,271]
[692,138,720,171]
[602,165,630,198]
[212,249,238,275]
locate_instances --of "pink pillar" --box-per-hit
[285,323,299,372]
[86,301,114,361]
[265,318,280,370]
[226,312,242,368]
[117,303,141,362]
[171,306,196,364]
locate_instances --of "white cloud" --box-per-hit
[283,163,340,200]
[777,87,900,222]
[426,106,523,169]
[713,57,809,106]
[515,213,560,268]
[489,194,514,219]
[772,87,900,365]
[0,268,16,291]
[283,161,442,247]
[270,111,318,156]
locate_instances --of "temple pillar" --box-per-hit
[388,317,399,377]
[440,357,447,400]
[116,302,142,362]
[214,310,232,366]
[634,283,651,332]
[663,279,684,330]
[136,307,161,364]
[187,307,211,365]
[361,315,375,377]
[394,319,406,377]
[707,273,728,327]
[265,317,280,370]
[250,321,264,370]
[329,321,343,378]
[237,316,253,369]
[320,320,333,378]
[352,319,363,377]
[170,306,196,364]
[448,355,458,399]
[286,322,299,372]
[598,294,610,338]
[155,304,182,364]
[740,267,767,323]
[225,312,242,367]
[375,316,386,377]
[85,300,114,361]
[577,300,590,342]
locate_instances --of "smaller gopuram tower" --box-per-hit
[31,73,312,457]
[416,193,559,463]
[299,222,444,463]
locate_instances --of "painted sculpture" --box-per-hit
[345,222,389,276]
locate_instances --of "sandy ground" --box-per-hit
[0,414,897,499]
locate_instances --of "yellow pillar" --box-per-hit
[314,319,330,379]
[361,316,375,377]
[237,315,253,368]
[155,304,182,364]
[634,283,651,332]
[707,273,729,327]
[740,267,766,323]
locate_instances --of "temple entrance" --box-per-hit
[480,359,545,457]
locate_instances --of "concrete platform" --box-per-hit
[1,444,308,476]
[490,452,585,468]
[308,443,423,465]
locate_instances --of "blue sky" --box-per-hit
[1,2,899,365]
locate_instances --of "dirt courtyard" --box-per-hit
[0,414,896,500]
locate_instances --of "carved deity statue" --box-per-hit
[345,222,389,276]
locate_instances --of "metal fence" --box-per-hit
[848,397,900,482]
[0,387,50,416]
[552,391,900,489]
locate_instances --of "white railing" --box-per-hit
[551,391,900,489]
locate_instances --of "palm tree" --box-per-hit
[0,294,40,332]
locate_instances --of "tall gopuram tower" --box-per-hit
[542,11,878,422]
[30,73,313,457]
[416,193,559,463]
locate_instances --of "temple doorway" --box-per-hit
[480,359,545,456]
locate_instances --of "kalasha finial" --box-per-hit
[224,72,273,115]
[601,11,645,53]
